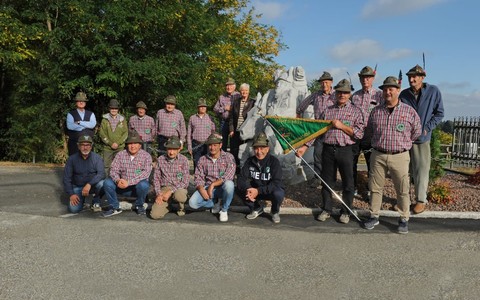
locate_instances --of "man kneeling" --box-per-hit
[237,132,284,223]
[151,136,189,219]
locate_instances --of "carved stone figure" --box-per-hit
[238,66,316,185]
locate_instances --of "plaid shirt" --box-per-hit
[367,101,422,153]
[155,109,186,142]
[321,102,365,146]
[187,114,216,152]
[296,89,336,119]
[351,87,384,124]
[213,92,241,120]
[129,115,156,142]
[154,153,189,193]
[110,149,152,186]
[194,150,236,187]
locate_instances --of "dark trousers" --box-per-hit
[243,188,285,214]
[192,140,207,170]
[352,141,373,190]
[313,137,324,176]
[142,141,153,154]
[321,144,354,215]
[157,135,169,152]
[220,120,230,152]
[230,131,243,166]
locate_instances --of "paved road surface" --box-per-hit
[1,165,479,299]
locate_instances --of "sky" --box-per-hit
[249,0,480,121]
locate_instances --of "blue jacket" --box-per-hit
[63,151,105,195]
[400,82,444,144]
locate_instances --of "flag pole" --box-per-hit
[260,111,361,222]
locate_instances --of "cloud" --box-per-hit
[362,0,445,19]
[438,81,471,90]
[329,39,412,64]
[252,1,289,20]
[442,90,480,120]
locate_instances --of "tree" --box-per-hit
[0,0,284,162]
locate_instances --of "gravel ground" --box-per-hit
[278,171,480,212]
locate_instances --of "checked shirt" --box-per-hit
[321,102,365,146]
[187,114,216,152]
[155,109,186,142]
[129,115,156,142]
[351,87,384,124]
[110,149,152,186]
[194,151,236,187]
[296,89,336,120]
[154,154,189,194]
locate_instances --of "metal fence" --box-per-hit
[451,117,480,168]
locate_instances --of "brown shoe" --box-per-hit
[413,202,426,214]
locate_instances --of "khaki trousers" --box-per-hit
[369,150,411,220]
[150,187,188,219]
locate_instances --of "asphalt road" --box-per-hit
[1,164,480,299]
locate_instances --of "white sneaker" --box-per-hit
[219,210,228,222]
[211,201,221,214]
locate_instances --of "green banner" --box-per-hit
[265,116,332,154]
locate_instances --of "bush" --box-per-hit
[429,128,445,181]
[427,181,454,205]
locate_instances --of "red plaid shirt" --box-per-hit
[129,115,156,142]
[367,102,422,152]
[321,102,365,146]
[187,114,216,152]
[351,87,384,124]
[154,153,189,193]
[155,109,186,142]
[213,92,241,120]
[296,89,336,119]
[110,149,152,186]
[194,150,236,187]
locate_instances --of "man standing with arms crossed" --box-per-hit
[214,78,240,152]
[400,65,444,214]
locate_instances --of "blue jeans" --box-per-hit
[68,180,104,213]
[104,178,150,209]
[188,180,234,212]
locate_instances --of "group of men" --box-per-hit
[295,64,444,233]
[63,65,444,232]
[63,79,284,223]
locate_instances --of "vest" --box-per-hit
[66,109,94,139]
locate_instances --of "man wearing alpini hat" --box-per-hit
[66,91,97,156]
[400,64,444,214]
[213,78,241,152]
[102,131,152,217]
[188,132,236,222]
[151,136,190,219]
[129,101,156,154]
[296,71,336,189]
[99,99,128,176]
[363,76,421,234]
[316,79,364,224]
[351,66,383,194]
[155,95,186,152]
[237,132,285,223]
[187,98,216,169]
[63,135,105,213]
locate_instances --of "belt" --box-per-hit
[374,148,407,155]
[324,144,352,147]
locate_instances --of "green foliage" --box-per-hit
[427,181,454,205]
[0,0,284,163]
[438,120,454,134]
[430,128,445,181]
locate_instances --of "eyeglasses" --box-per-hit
[79,143,92,147]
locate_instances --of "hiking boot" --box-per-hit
[271,213,281,224]
[136,206,146,215]
[219,210,228,222]
[316,210,330,222]
[91,203,102,212]
[339,214,350,224]
[211,201,221,214]
[102,208,122,218]
[246,208,264,220]
[177,210,185,217]
[413,202,426,214]
[363,217,379,230]
[398,218,408,234]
